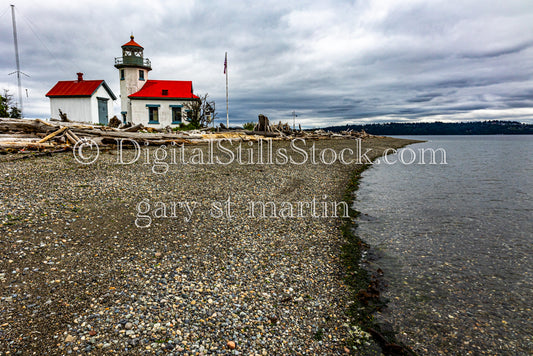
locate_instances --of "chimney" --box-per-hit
[77,72,83,82]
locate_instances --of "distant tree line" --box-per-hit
[321,121,533,135]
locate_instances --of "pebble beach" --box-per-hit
[0,137,415,355]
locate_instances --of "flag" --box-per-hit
[224,52,227,74]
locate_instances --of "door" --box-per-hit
[97,98,108,125]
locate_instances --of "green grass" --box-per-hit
[172,123,201,131]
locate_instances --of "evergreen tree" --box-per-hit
[0,90,21,118]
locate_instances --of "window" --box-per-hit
[120,69,125,80]
[171,107,182,124]
[139,70,144,80]
[186,109,192,121]
[148,106,159,123]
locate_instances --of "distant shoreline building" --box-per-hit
[114,36,199,128]
[45,73,116,124]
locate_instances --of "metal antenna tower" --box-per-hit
[8,4,26,117]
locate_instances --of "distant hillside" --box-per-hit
[320,121,533,135]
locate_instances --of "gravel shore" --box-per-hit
[0,137,414,355]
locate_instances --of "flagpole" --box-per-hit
[225,52,229,128]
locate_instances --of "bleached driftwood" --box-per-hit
[38,126,68,143]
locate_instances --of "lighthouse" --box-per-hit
[114,35,152,123]
[114,35,199,128]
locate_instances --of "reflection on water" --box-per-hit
[355,136,533,355]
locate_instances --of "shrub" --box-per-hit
[242,121,256,131]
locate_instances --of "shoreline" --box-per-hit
[338,139,422,355]
[0,137,419,354]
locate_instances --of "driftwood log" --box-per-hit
[38,126,68,143]
[121,123,143,132]
[0,119,55,134]
[58,109,71,122]
[108,116,122,128]
[253,114,271,132]
[64,131,78,145]
[0,142,64,149]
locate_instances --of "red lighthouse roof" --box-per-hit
[122,35,143,48]
[129,80,199,99]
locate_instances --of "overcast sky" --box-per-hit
[1,0,533,127]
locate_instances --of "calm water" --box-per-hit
[355,136,533,355]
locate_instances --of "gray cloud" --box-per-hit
[1,0,533,127]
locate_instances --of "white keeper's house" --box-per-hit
[114,36,199,128]
[45,73,117,124]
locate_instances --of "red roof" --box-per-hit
[46,80,116,100]
[129,80,199,99]
[122,36,143,48]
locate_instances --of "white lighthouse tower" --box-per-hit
[114,35,152,123]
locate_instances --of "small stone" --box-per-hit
[89,330,97,336]
[227,341,236,350]
[344,346,351,354]
[65,335,76,343]
[125,322,133,330]
[155,252,162,258]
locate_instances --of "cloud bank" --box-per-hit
[1,0,533,127]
